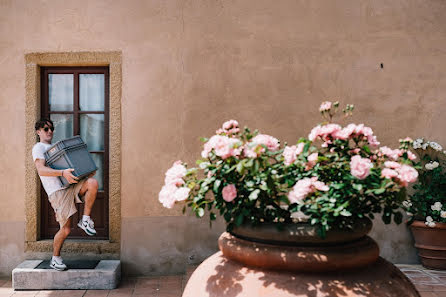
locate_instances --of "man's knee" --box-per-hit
[61,226,71,237]
[86,177,99,192]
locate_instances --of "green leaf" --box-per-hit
[210,212,216,221]
[362,145,371,154]
[200,137,209,143]
[213,179,221,193]
[254,160,260,172]
[331,183,345,190]
[235,213,244,226]
[340,209,352,217]
[197,208,205,218]
[236,162,244,174]
[249,189,260,201]
[245,159,254,168]
[352,184,363,191]
[374,188,385,195]
[182,206,186,214]
[394,212,403,224]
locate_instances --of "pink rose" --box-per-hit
[384,161,402,169]
[407,151,417,161]
[309,124,341,142]
[380,146,402,161]
[159,184,177,209]
[305,153,318,170]
[333,124,356,140]
[397,165,418,186]
[251,134,280,151]
[311,177,329,191]
[244,134,280,158]
[309,125,323,142]
[243,145,258,158]
[319,101,332,112]
[174,187,191,202]
[350,155,373,180]
[222,184,237,202]
[367,135,380,147]
[214,137,242,159]
[215,128,225,135]
[283,143,305,166]
[350,148,361,154]
[381,168,398,179]
[288,177,328,204]
[288,178,313,204]
[283,146,297,166]
[164,161,187,186]
[201,135,242,159]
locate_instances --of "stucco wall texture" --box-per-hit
[1,0,446,276]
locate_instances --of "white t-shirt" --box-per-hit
[32,142,66,196]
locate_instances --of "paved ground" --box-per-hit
[1,264,446,296]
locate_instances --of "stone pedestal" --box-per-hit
[12,260,121,290]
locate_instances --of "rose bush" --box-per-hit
[159,102,418,237]
[403,138,446,227]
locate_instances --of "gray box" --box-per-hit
[44,136,98,186]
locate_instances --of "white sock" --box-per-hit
[82,215,90,222]
[52,256,62,262]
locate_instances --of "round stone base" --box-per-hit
[183,252,420,297]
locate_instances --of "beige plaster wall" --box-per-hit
[1,0,446,275]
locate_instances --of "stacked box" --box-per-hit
[44,136,98,186]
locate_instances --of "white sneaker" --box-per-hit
[78,218,97,236]
[50,258,67,271]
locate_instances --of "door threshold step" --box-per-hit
[12,260,121,290]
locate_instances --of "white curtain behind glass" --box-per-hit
[49,74,73,111]
[80,74,104,111]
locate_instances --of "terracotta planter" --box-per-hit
[410,220,446,270]
[230,218,372,246]
[183,220,420,297]
[225,219,378,272]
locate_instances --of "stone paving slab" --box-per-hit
[2,264,446,296]
[396,264,446,297]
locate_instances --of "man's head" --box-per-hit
[35,118,54,144]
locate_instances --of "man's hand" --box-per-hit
[62,168,79,184]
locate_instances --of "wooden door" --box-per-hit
[40,66,109,239]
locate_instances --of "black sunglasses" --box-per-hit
[43,126,54,132]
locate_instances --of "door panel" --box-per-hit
[40,67,109,240]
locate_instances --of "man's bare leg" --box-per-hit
[79,177,99,216]
[53,217,72,256]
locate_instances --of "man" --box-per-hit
[32,119,99,271]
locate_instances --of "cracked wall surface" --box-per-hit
[2,0,446,276]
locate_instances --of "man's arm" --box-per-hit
[34,159,79,184]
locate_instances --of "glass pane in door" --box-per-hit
[50,114,73,143]
[79,74,105,111]
[90,154,104,191]
[80,114,104,151]
[49,74,73,111]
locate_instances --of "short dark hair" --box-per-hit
[35,118,54,131]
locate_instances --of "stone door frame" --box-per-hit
[24,52,122,256]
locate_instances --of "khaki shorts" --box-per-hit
[48,179,86,228]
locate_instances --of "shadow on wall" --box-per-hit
[369,216,419,264]
[121,215,226,276]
